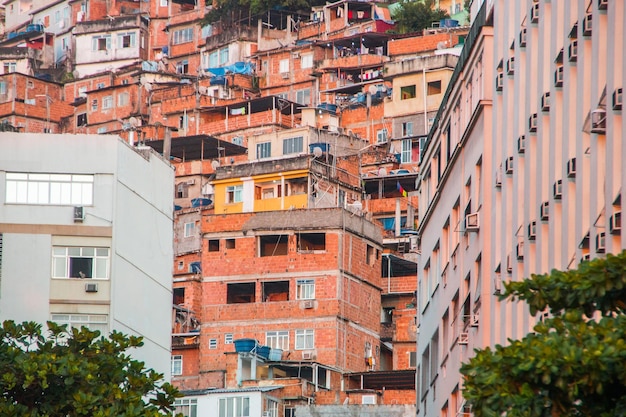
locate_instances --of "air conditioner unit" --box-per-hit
[553,179,563,199]
[581,253,591,263]
[567,158,576,178]
[495,167,502,187]
[85,283,98,292]
[590,109,606,134]
[530,3,539,23]
[516,241,524,260]
[555,66,564,87]
[493,275,502,295]
[458,332,469,345]
[540,201,549,221]
[518,135,526,154]
[519,28,527,47]
[596,232,606,253]
[470,314,479,327]
[598,0,607,10]
[506,57,515,75]
[281,72,290,79]
[505,156,514,174]
[74,206,85,222]
[302,351,314,360]
[541,92,550,111]
[495,72,504,91]
[292,52,300,58]
[613,88,623,110]
[506,254,513,273]
[529,113,538,132]
[582,14,592,36]
[528,220,537,240]
[568,40,578,62]
[361,395,377,405]
[609,211,621,234]
[302,300,314,309]
[186,178,195,185]
[465,212,480,232]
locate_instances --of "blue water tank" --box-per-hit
[309,143,330,154]
[440,19,459,28]
[27,24,44,32]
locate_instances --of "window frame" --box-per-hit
[173,398,197,417]
[92,35,111,51]
[301,53,313,69]
[279,58,289,73]
[296,279,315,300]
[295,329,314,350]
[51,313,108,334]
[52,246,110,279]
[282,136,304,155]
[102,95,113,110]
[400,85,416,100]
[226,185,243,204]
[117,32,136,48]
[172,27,194,45]
[184,222,195,238]
[5,172,94,205]
[218,396,250,417]
[266,330,289,350]
[256,142,271,159]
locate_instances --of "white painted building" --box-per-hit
[0,133,175,379]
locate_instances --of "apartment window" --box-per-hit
[118,92,129,106]
[219,47,229,65]
[265,400,278,417]
[402,121,413,137]
[6,173,94,205]
[295,329,314,350]
[176,183,189,198]
[266,330,289,350]
[179,114,188,130]
[173,398,197,417]
[409,351,417,367]
[96,82,106,89]
[256,142,271,159]
[117,32,136,48]
[226,185,243,204]
[296,279,315,300]
[401,139,412,163]
[376,129,388,143]
[3,63,17,73]
[171,355,183,375]
[173,28,194,45]
[102,96,113,109]
[209,339,218,349]
[225,333,233,344]
[52,246,110,279]
[91,99,98,111]
[51,314,108,334]
[209,51,218,67]
[208,239,220,251]
[92,35,111,51]
[0,81,6,95]
[184,222,195,238]
[400,85,416,100]
[427,80,442,95]
[218,397,250,417]
[301,53,313,69]
[279,59,289,73]
[283,136,303,155]
[259,235,288,256]
[295,89,310,105]
[76,113,87,127]
[97,127,107,134]
[177,60,189,74]
[276,92,288,100]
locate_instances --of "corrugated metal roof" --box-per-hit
[181,386,284,396]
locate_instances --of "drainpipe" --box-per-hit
[164,126,172,161]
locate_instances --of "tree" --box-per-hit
[461,251,626,417]
[0,321,182,416]
[392,0,449,34]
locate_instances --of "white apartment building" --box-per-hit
[0,133,175,379]
[416,0,624,415]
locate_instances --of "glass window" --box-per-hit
[92,35,111,51]
[91,99,98,111]
[266,330,289,350]
[402,121,413,137]
[279,59,289,73]
[400,85,416,100]
[171,355,183,375]
[184,222,195,237]
[295,329,314,350]
[102,96,113,109]
[219,47,229,65]
[117,32,136,48]
[6,173,94,205]
[256,142,271,159]
[209,51,218,67]
[0,81,6,95]
[209,339,217,349]
[173,398,197,417]
[52,246,110,279]
[118,92,129,106]
[401,138,412,163]
[225,333,233,344]
[296,279,315,300]
[51,313,108,334]
[226,185,243,204]
[219,397,250,417]
[427,80,442,95]
[376,129,388,143]
[282,136,303,155]
[301,54,313,69]
[295,89,310,105]
[173,28,194,45]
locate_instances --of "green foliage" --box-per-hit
[461,251,626,417]
[202,0,325,26]
[391,0,449,34]
[0,321,182,417]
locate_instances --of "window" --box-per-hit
[279,59,289,73]
[376,129,388,143]
[256,142,271,159]
[283,136,303,155]
[295,329,314,350]
[171,355,183,375]
[117,32,136,48]
[265,399,278,417]
[259,235,288,256]
[297,233,325,251]
[266,330,289,350]
[301,54,313,69]
[401,138,412,163]
[209,339,217,349]
[295,89,310,105]
[184,222,195,238]
[219,47,229,65]
[209,51,218,67]
[0,81,6,95]
[225,333,233,344]
[3,63,17,73]
[160,0,168,6]
[77,113,87,127]
[232,136,243,146]
[51,314,108,334]
[118,92,129,106]
[102,96,113,109]
[296,279,315,299]
[402,121,413,137]
[177,60,189,74]
[400,85,416,100]
[176,183,189,198]
[92,35,111,51]
[226,185,243,204]
[208,239,220,251]
[409,351,417,367]
[97,127,108,134]
[173,398,197,417]
[227,282,255,303]
[427,80,442,95]
[173,28,194,45]
[6,173,94,205]
[91,99,98,111]
[52,246,110,279]
[218,397,250,417]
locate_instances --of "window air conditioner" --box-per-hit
[530,3,539,23]
[465,212,480,232]
[516,241,524,260]
[458,332,469,345]
[529,113,538,132]
[598,0,607,11]
[495,72,504,91]
[495,167,502,187]
[581,253,591,263]
[281,72,290,79]
[470,314,479,327]
[609,211,621,234]
[74,206,85,222]
[517,135,526,154]
[85,283,98,292]
[540,201,549,221]
[506,57,515,75]
[567,158,576,178]
[568,40,578,62]
[505,156,514,174]
[493,275,502,295]
[302,351,314,360]
[302,300,314,309]
[519,28,527,47]
[553,179,563,199]
[506,254,513,273]
[361,395,377,405]
[528,220,537,240]
[613,88,623,111]
[596,232,606,253]
[590,109,606,134]
[541,92,550,111]
[555,66,564,87]
[582,14,592,36]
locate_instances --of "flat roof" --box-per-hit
[144,134,247,161]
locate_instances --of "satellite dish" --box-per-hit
[312,147,323,158]
[368,85,378,94]
[211,160,221,170]
[378,167,387,176]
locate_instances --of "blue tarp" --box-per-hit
[206,61,254,76]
